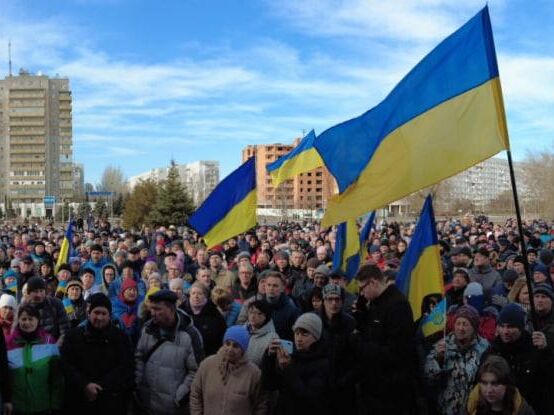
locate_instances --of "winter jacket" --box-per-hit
[6,328,63,413]
[61,320,134,414]
[262,293,301,341]
[262,339,331,415]
[352,284,418,414]
[112,296,143,346]
[83,257,111,286]
[489,331,554,414]
[135,309,202,415]
[246,320,279,367]
[25,296,70,341]
[224,301,242,327]
[465,383,536,415]
[320,310,357,414]
[190,348,267,415]
[469,265,502,299]
[0,329,11,405]
[529,309,554,352]
[181,300,227,356]
[424,333,489,415]
[63,296,87,328]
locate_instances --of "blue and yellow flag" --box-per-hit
[55,218,74,273]
[333,212,376,280]
[189,157,257,249]
[62,298,75,315]
[396,196,444,320]
[420,298,446,337]
[333,220,360,280]
[358,211,375,263]
[315,6,509,226]
[266,130,323,186]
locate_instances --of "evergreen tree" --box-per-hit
[77,202,92,219]
[113,193,125,216]
[148,161,195,226]
[93,200,109,219]
[122,179,159,229]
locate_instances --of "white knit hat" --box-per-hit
[0,293,17,309]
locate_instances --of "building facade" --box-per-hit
[128,161,219,206]
[242,139,336,212]
[0,70,74,217]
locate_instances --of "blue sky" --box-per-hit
[0,0,553,185]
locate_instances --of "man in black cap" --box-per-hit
[468,247,502,301]
[25,276,69,342]
[17,255,37,299]
[61,293,134,414]
[135,289,203,415]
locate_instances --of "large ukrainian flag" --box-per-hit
[315,6,509,227]
[396,196,443,321]
[188,157,257,249]
[358,211,375,263]
[266,130,323,186]
[55,218,74,273]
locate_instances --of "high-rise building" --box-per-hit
[128,161,219,206]
[0,70,74,217]
[242,139,336,211]
[72,163,85,201]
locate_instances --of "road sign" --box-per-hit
[86,191,113,196]
[43,196,56,204]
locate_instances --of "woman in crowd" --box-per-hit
[425,305,489,415]
[63,279,87,328]
[245,300,278,367]
[507,278,530,312]
[100,264,117,296]
[111,278,142,346]
[211,287,241,327]
[169,277,187,307]
[5,304,63,414]
[181,282,226,356]
[0,294,16,337]
[465,355,535,415]
[190,325,266,415]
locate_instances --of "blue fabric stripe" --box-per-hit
[396,195,438,295]
[31,343,60,362]
[7,348,24,369]
[188,157,256,235]
[314,6,498,191]
[359,212,375,247]
[266,130,316,172]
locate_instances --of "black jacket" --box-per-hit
[0,331,10,404]
[353,284,418,414]
[180,300,226,356]
[489,331,554,415]
[263,340,331,415]
[262,293,301,341]
[60,321,134,414]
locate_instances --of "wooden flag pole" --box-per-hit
[506,149,538,329]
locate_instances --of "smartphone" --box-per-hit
[280,339,293,354]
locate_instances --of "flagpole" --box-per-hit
[506,149,538,329]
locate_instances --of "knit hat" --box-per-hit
[533,283,554,301]
[149,289,178,304]
[223,325,250,352]
[498,303,526,331]
[464,282,484,298]
[293,312,323,340]
[0,293,17,309]
[87,293,112,314]
[120,278,137,294]
[533,264,550,281]
[236,251,251,261]
[314,264,330,277]
[539,249,554,267]
[454,305,480,332]
[27,276,47,292]
[66,279,84,292]
[322,284,342,299]
[502,269,519,284]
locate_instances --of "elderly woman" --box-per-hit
[63,279,87,328]
[169,277,187,307]
[424,305,490,415]
[190,325,267,415]
[180,282,227,356]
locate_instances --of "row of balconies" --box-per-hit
[9,147,45,155]
[10,155,46,163]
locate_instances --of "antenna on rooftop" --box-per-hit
[8,40,12,76]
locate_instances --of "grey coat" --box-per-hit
[245,320,279,367]
[135,309,203,415]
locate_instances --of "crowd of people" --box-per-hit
[0,215,553,414]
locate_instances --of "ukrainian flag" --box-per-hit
[396,196,443,321]
[315,6,509,227]
[188,157,257,249]
[420,298,446,337]
[62,298,75,315]
[333,212,376,280]
[358,211,375,263]
[332,220,360,280]
[55,218,74,273]
[266,130,323,186]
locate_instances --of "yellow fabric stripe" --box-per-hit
[344,220,360,260]
[408,245,444,321]
[322,77,509,226]
[203,190,257,249]
[55,238,70,273]
[270,147,323,186]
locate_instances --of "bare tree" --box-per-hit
[520,149,554,217]
[98,165,128,194]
